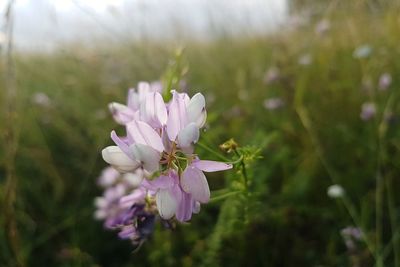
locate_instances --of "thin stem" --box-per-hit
[2,1,23,266]
[375,172,384,267]
[381,227,400,263]
[234,149,248,192]
[375,91,396,267]
[386,176,399,267]
[209,191,241,203]
[197,141,229,162]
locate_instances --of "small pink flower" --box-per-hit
[360,102,376,121]
[378,73,392,91]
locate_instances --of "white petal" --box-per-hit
[156,189,177,219]
[181,166,210,203]
[122,172,143,188]
[187,93,207,128]
[177,122,199,148]
[131,144,161,173]
[101,146,140,173]
[94,197,107,209]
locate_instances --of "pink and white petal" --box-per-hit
[181,166,210,203]
[119,188,146,209]
[156,189,178,220]
[177,122,199,148]
[162,129,173,153]
[175,190,194,222]
[142,175,175,191]
[127,88,140,110]
[191,160,233,172]
[108,102,135,124]
[130,144,161,173]
[127,120,164,152]
[137,81,151,102]
[140,92,167,128]
[154,92,168,126]
[110,131,132,157]
[101,146,141,173]
[166,91,183,141]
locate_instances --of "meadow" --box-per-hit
[1,1,400,266]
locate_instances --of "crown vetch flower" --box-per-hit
[98,81,232,248]
[102,85,231,217]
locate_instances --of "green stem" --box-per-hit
[376,172,383,267]
[209,191,241,203]
[386,176,399,267]
[234,150,248,192]
[375,91,395,267]
[197,141,229,162]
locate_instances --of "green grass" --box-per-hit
[1,1,400,266]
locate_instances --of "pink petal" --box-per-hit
[177,122,199,148]
[127,88,139,110]
[140,92,167,128]
[127,120,164,152]
[181,166,210,203]
[137,82,151,103]
[191,160,233,172]
[175,190,194,222]
[142,175,175,191]
[108,102,135,124]
[131,144,161,173]
[166,90,190,141]
[119,188,146,209]
[110,130,132,157]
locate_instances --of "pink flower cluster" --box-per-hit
[101,82,232,223]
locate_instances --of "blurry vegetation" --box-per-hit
[1,0,400,266]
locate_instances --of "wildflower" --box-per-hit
[315,19,330,36]
[263,66,280,84]
[341,226,363,251]
[327,184,344,198]
[263,97,284,110]
[353,44,372,59]
[101,86,232,225]
[378,73,392,91]
[360,102,376,121]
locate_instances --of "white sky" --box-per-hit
[0,0,289,51]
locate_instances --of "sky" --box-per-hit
[0,0,289,51]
